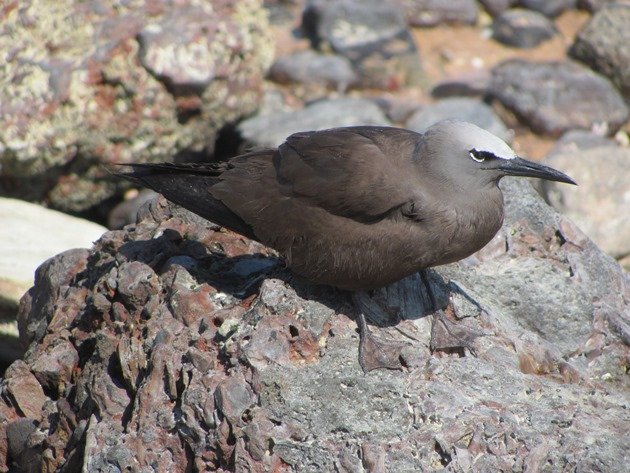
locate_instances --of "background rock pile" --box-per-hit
[1,0,628,471]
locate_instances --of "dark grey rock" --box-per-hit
[519,0,576,17]
[0,0,273,213]
[372,97,422,123]
[430,72,491,98]
[108,189,158,230]
[1,177,629,471]
[489,59,629,136]
[268,50,358,92]
[6,418,38,470]
[238,97,391,147]
[570,3,630,97]
[479,0,519,16]
[302,0,407,51]
[301,0,423,89]
[406,98,510,141]
[394,0,479,26]
[493,9,558,48]
[577,0,618,13]
[17,248,90,347]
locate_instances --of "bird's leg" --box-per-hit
[420,270,480,355]
[352,292,408,373]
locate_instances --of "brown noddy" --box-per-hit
[115,120,576,372]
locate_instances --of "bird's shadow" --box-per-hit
[115,229,463,330]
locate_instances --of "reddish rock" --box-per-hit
[1,185,628,471]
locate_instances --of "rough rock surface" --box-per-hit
[548,129,619,155]
[2,179,629,472]
[541,146,630,264]
[489,59,629,136]
[492,9,558,49]
[519,0,576,17]
[268,50,358,92]
[238,97,391,147]
[0,0,273,213]
[301,0,423,89]
[406,98,510,141]
[479,0,519,16]
[577,0,619,12]
[0,198,106,299]
[570,3,630,97]
[0,198,107,369]
[430,72,491,98]
[393,0,479,26]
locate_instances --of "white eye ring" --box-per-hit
[469,150,485,163]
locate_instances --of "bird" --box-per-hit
[115,120,576,372]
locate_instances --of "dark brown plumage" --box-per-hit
[116,120,575,371]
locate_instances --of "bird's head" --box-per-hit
[418,120,576,189]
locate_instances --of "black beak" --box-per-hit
[497,157,577,185]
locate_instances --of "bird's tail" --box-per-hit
[113,162,257,240]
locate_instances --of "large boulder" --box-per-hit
[238,97,391,148]
[570,3,630,97]
[489,59,629,136]
[301,0,423,89]
[1,179,628,471]
[541,146,630,267]
[0,0,273,213]
[0,198,107,370]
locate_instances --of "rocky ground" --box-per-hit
[1,0,629,471]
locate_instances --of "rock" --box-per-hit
[577,0,618,13]
[0,198,105,299]
[519,0,576,17]
[478,0,519,16]
[492,9,558,48]
[17,248,92,348]
[0,321,22,375]
[406,98,510,141]
[540,147,630,263]
[548,129,618,155]
[1,177,628,471]
[570,3,630,97]
[108,189,159,230]
[0,0,273,213]
[301,0,423,89]
[393,0,479,26]
[268,50,358,92]
[489,59,629,136]
[0,198,106,369]
[238,97,391,147]
[3,361,48,421]
[431,71,491,98]
[372,98,423,123]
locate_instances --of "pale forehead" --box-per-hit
[469,128,516,159]
[432,120,517,159]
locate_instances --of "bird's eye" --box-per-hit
[469,149,496,163]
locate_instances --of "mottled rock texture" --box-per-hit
[541,146,630,264]
[268,50,358,92]
[301,0,423,89]
[519,0,576,17]
[394,0,479,26]
[479,0,519,16]
[489,59,629,136]
[406,97,510,141]
[1,180,629,472]
[238,97,390,147]
[0,0,273,213]
[570,3,630,97]
[492,9,558,49]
